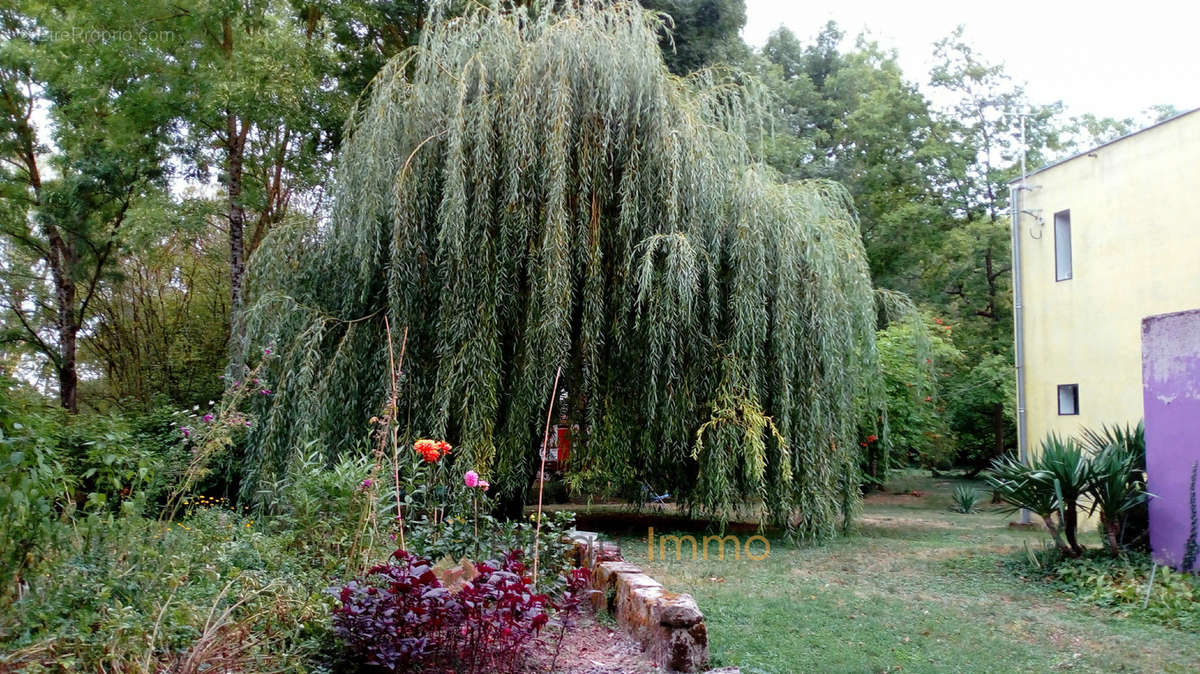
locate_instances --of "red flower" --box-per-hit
[924,396,932,402]
[934,318,944,325]
[866,435,878,443]
[413,438,453,463]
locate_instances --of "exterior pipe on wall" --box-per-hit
[1011,117,1031,524]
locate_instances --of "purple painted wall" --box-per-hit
[1142,308,1200,571]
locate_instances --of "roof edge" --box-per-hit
[1010,106,1200,184]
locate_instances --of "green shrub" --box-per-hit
[1085,436,1149,554]
[1037,434,1091,554]
[1021,550,1200,631]
[950,484,981,513]
[871,318,960,475]
[0,391,76,594]
[942,353,1016,472]
[0,506,336,672]
[0,402,363,671]
[54,412,162,511]
[1,381,189,522]
[254,444,377,567]
[406,501,578,595]
[1,388,582,671]
[135,402,214,510]
[1080,422,1148,552]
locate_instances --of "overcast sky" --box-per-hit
[743,0,1200,120]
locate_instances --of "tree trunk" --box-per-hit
[58,315,78,413]
[991,402,1005,461]
[1063,504,1083,556]
[1040,513,1075,557]
[57,300,79,413]
[15,123,80,411]
[47,229,80,414]
[222,17,250,343]
[1104,519,1121,555]
[228,133,246,317]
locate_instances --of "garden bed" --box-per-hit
[524,610,661,673]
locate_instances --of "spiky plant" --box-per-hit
[987,434,1090,557]
[986,455,1071,555]
[1079,421,1145,470]
[1085,439,1149,555]
[950,485,981,514]
[237,1,887,537]
[1079,421,1149,552]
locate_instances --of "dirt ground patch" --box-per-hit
[864,491,935,507]
[526,610,662,673]
[856,514,961,530]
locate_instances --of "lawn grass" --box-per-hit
[612,471,1200,673]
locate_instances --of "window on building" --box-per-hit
[1057,384,1079,415]
[1054,210,1072,281]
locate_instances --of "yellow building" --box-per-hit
[1010,108,1200,459]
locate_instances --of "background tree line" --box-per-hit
[0,0,1178,474]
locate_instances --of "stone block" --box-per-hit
[649,593,709,672]
[596,540,623,562]
[650,621,709,672]
[590,560,642,611]
[614,572,665,643]
[570,530,599,567]
[653,592,704,628]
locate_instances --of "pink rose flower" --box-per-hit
[464,470,479,488]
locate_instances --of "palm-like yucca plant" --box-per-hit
[986,455,1073,555]
[1086,442,1149,553]
[1036,434,1091,556]
[990,425,1151,557]
[1080,421,1149,554]
[986,434,1090,557]
[1079,422,1145,464]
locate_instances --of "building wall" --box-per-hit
[1142,309,1200,570]
[1016,110,1200,451]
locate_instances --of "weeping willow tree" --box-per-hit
[240,0,886,539]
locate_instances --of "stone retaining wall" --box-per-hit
[570,533,709,672]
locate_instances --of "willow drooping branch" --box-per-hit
[239,0,886,539]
